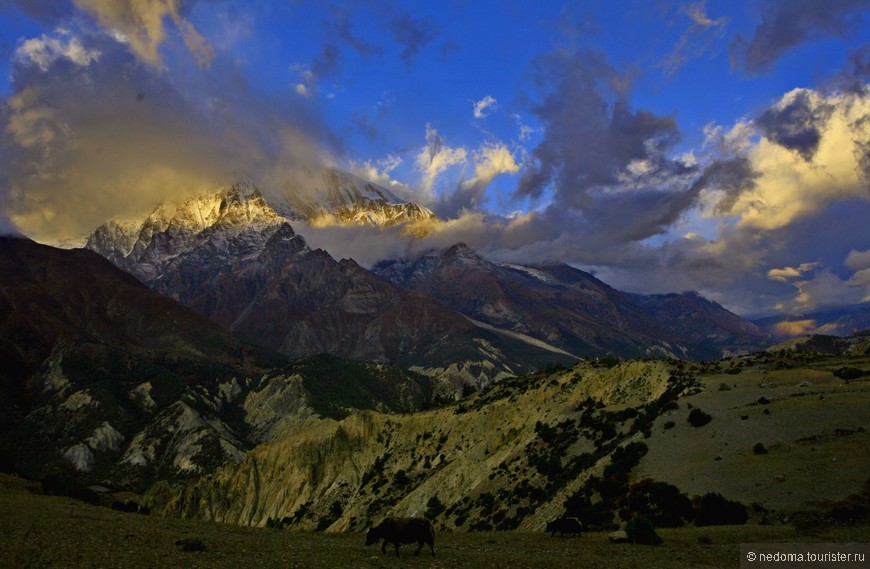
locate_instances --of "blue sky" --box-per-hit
[1,0,869,319]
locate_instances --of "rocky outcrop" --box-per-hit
[630,291,772,358]
[157,360,687,530]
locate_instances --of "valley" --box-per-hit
[3,331,867,555]
[2,230,868,548]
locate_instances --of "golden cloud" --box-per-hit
[725,89,870,231]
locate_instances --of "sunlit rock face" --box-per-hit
[156,361,688,530]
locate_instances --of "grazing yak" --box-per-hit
[365,517,436,556]
[546,517,583,537]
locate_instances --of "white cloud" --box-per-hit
[414,124,467,200]
[767,266,803,282]
[511,113,537,142]
[472,95,497,119]
[845,248,870,271]
[767,262,821,282]
[290,66,316,97]
[686,1,728,27]
[1,26,328,243]
[702,119,755,155]
[434,142,520,216]
[773,268,867,313]
[347,155,416,200]
[16,31,101,71]
[720,89,870,231]
[295,83,311,97]
[845,249,870,301]
[465,142,519,188]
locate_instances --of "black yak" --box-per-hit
[546,517,583,537]
[365,517,436,556]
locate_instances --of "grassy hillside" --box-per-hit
[639,352,870,515]
[153,351,870,534]
[2,474,866,569]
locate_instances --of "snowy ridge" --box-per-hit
[271,168,436,227]
[85,181,288,280]
[502,264,556,285]
[87,169,436,270]
[85,169,438,289]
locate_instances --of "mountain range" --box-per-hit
[84,169,773,380]
[85,178,574,389]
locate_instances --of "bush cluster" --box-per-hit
[687,408,712,428]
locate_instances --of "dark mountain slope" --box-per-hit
[0,237,434,488]
[374,244,772,360]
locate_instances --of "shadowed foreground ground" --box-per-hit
[2,476,867,569]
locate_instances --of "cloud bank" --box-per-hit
[1,15,329,242]
[731,0,869,75]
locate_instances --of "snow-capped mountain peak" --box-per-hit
[271,167,436,227]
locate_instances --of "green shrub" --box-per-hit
[625,515,662,545]
[393,469,409,487]
[687,408,712,428]
[425,495,446,520]
[694,492,748,526]
[834,367,864,380]
[625,479,694,528]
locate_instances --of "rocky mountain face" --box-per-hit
[630,291,773,359]
[156,360,694,530]
[6,237,865,534]
[374,245,773,360]
[85,171,769,382]
[0,237,436,488]
[86,187,573,389]
[86,182,286,282]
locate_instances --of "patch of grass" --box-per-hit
[3,474,870,568]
